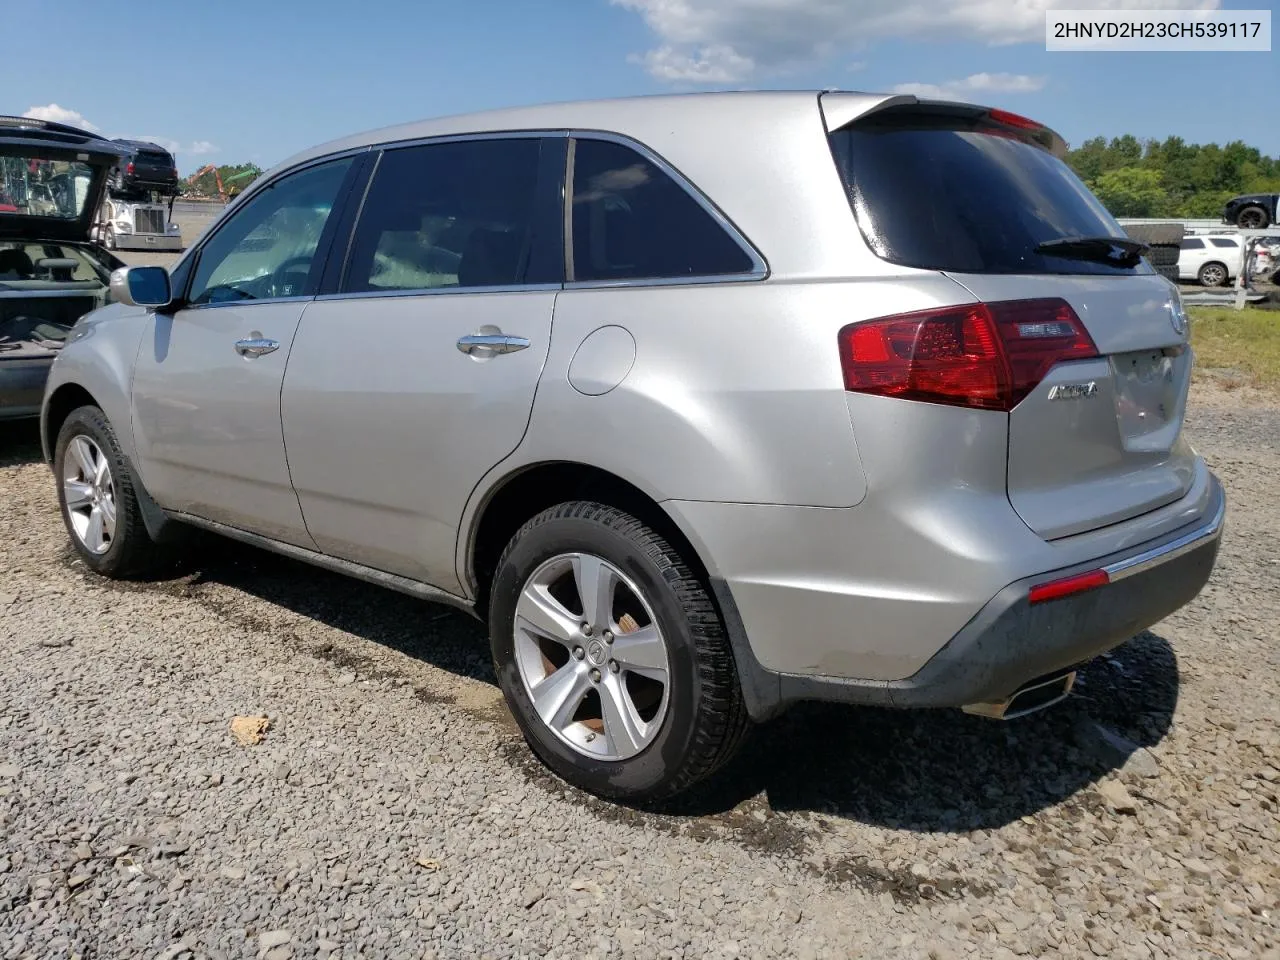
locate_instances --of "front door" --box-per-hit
[131,156,355,545]
[281,136,564,592]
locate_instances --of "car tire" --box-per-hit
[1197,262,1229,287]
[103,227,116,251]
[54,405,164,579]
[1236,206,1269,230]
[1153,263,1180,283]
[488,501,750,803]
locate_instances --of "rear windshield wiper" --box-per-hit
[1035,236,1147,268]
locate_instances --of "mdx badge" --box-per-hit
[1047,381,1099,401]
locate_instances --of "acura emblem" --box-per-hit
[1047,381,1099,400]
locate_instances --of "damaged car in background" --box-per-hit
[1,115,126,419]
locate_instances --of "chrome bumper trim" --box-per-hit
[1103,493,1226,583]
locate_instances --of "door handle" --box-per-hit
[235,337,279,357]
[456,333,530,357]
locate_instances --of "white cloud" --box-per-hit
[891,72,1046,99]
[23,104,99,132]
[614,0,1221,80]
[631,44,755,82]
[122,135,219,159]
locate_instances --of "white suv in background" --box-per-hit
[1178,235,1243,286]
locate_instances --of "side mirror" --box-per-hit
[109,266,172,308]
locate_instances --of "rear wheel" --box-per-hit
[489,501,749,802]
[55,405,164,578]
[1198,261,1228,287]
[1236,206,1269,230]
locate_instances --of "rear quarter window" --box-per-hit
[828,113,1148,276]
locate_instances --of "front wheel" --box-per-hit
[489,502,750,803]
[54,405,164,578]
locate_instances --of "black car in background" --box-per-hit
[109,139,179,197]
[1222,193,1278,229]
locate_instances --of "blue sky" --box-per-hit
[7,0,1276,173]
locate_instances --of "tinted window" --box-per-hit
[828,113,1145,276]
[344,139,543,293]
[188,158,352,305]
[1180,238,1205,250]
[570,138,754,282]
[1209,237,1239,248]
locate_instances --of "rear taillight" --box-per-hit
[837,298,1098,412]
[126,161,135,174]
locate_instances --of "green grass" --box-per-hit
[1189,306,1280,391]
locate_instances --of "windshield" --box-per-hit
[0,154,96,221]
[828,113,1148,276]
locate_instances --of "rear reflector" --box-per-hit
[838,298,1098,412]
[1028,569,1109,604]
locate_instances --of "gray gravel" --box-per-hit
[2,376,1278,959]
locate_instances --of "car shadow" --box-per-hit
[155,535,1178,833]
[0,419,44,467]
[666,631,1179,830]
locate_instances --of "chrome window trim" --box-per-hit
[563,274,768,291]
[372,129,569,151]
[179,294,317,312]
[315,283,562,303]
[565,129,769,285]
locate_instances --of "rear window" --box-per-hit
[137,151,172,165]
[828,113,1146,276]
[1209,237,1239,248]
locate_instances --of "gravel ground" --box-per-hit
[2,365,1279,954]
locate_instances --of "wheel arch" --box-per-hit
[42,382,101,464]
[462,461,717,620]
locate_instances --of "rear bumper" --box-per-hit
[709,473,1224,719]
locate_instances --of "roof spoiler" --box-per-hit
[818,92,1068,158]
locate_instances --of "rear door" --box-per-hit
[280,135,564,593]
[827,105,1196,540]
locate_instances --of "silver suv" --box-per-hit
[41,92,1225,802]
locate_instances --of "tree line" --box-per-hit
[1065,135,1280,219]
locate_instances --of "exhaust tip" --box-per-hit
[962,671,1076,720]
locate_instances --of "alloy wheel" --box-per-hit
[61,435,117,555]
[513,553,671,761]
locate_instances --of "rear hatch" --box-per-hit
[825,98,1195,540]
[1,115,128,243]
